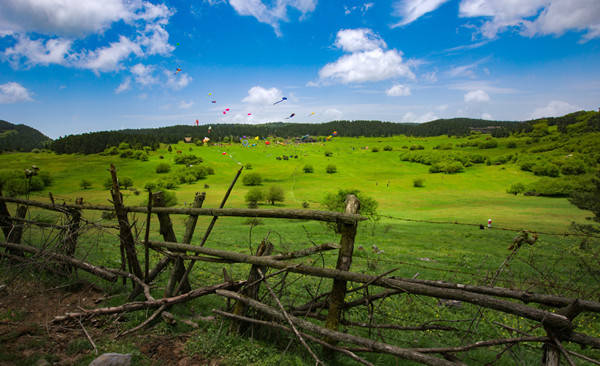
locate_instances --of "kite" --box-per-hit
[225,108,230,111]
[211,100,216,103]
[273,97,288,105]
[326,136,332,141]
[208,92,212,96]
[208,126,212,133]
[265,141,271,145]
[195,119,199,126]
[254,136,259,140]
[203,137,210,143]
[222,152,227,155]
[247,113,252,116]
[176,42,180,46]
[241,139,249,147]
[222,111,226,115]
[285,113,295,119]
[175,68,182,74]
[309,112,315,116]
[332,131,337,136]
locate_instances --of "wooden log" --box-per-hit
[146,240,573,332]
[109,164,144,285]
[6,205,27,257]
[152,191,190,297]
[216,289,457,366]
[0,241,117,281]
[265,243,340,261]
[325,194,360,342]
[53,280,245,323]
[0,190,13,240]
[0,197,366,224]
[232,239,273,333]
[63,197,83,272]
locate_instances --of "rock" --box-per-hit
[89,353,132,366]
[35,359,51,366]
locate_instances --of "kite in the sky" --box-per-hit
[247,113,252,116]
[175,68,182,74]
[273,97,288,105]
[225,108,230,111]
[309,112,315,116]
[211,100,216,103]
[285,113,295,119]
[332,131,337,136]
[208,126,212,133]
[195,119,199,126]
[222,111,226,115]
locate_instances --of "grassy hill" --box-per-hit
[0,120,51,152]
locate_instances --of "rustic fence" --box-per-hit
[1,165,599,366]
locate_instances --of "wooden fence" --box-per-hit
[1,165,599,366]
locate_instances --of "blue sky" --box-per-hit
[1,0,599,139]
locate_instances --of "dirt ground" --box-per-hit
[0,277,211,366]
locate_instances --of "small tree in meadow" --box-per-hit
[245,188,264,208]
[326,164,337,174]
[266,186,284,205]
[303,165,314,173]
[156,163,171,174]
[413,178,424,188]
[80,179,92,190]
[243,172,262,186]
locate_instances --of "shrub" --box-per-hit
[101,211,116,220]
[266,186,284,205]
[302,201,310,208]
[167,145,172,152]
[409,145,425,150]
[478,140,498,149]
[144,190,178,207]
[243,217,263,226]
[206,166,215,175]
[29,176,45,191]
[245,163,252,170]
[156,163,171,174]
[3,178,28,196]
[507,183,526,195]
[532,163,560,177]
[413,178,424,188]
[561,159,586,175]
[303,165,314,173]
[324,151,333,157]
[80,179,92,190]
[525,179,573,197]
[243,172,262,186]
[429,161,464,174]
[157,177,178,189]
[383,145,393,151]
[119,177,134,189]
[326,164,337,174]
[371,147,379,152]
[38,171,52,186]
[119,149,134,158]
[245,188,264,208]
[118,142,131,150]
[520,161,535,172]
[468,154,486,164]
[323,189,378,223]
[144,182,157,191]
[507,141,518,148]
[174,154,203,165]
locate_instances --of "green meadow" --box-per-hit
[1,133,599,365]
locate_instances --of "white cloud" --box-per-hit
[227,0,317,36]
[131,63,157,85]
[464,89,490,102]
[115,77,131,94]
[402,111,438,122]
[3,35,72,67]
[530,100,579,119]
[242,86,284,105]
[1,0,175,72]
[0,82,33,103]
[165,71,192,90]
[334,29,386,52]
[76,36,142,73]
[459,0,600,41]
[386,84,411,96]
[481,112,492,119]
[344,3,374,15]
[319,48,415,84]
[450,81,517,94]
[179,100,194,109]
[392,0,450,27]
[324,108,343,120]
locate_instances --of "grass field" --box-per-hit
[1,133,599,365]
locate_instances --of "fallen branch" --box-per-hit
[213,310,374,366]
[77,318,98,355]
[53,281,244,323]
[0,241,117,282]
[216,289,457,366]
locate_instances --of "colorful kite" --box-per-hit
[273,97,288,105]
[175,68,182,74]
[211,100,216,103]
[195,119,199,126]
[285,113,295,119]
[332,131,337,136]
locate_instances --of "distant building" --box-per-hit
[183,137,193,143]
[469,126,501,134]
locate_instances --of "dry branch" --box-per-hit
[53,280,244,323]
[0,241,117,282]
[147,240,574,333]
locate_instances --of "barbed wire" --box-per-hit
[378,214,600,238]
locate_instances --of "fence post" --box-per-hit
[109,164,143,285]
[232,239,274,333]
[325,194,360,340]
[0,190,12,241]
[63,197,83,272]
[4,204,28,257]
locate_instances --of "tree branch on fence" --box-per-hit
[213,309,374,366]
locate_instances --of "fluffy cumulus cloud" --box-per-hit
[402,111,438,123]
[334,28,386,52]
[464,89,490,102]
[530,100,579,119]
[0,0,175,72]
[386,84,411,96]
[318,28,415,84]
[392,0,450,27]
[165,71,192,90]
[459,0,600,40]
[0,82,33,103]
[131,63,157,85]
[227,0,317,36]
[242,86,284,105]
